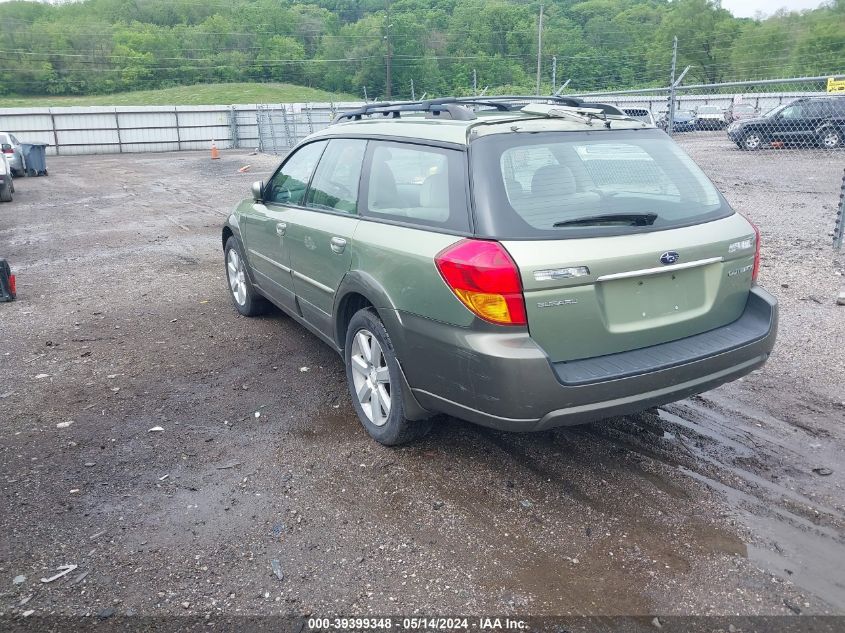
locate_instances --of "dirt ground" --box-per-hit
[1,138,844,622]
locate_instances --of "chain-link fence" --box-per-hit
[234,103,357,154]
[570,76,843,152]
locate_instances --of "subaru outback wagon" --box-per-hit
[222,96,778,445]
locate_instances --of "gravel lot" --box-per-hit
[1,137,843,622]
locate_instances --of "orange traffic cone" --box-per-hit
[210,139,220,160]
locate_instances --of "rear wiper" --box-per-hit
[553,212,658,227]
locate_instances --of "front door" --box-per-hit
[241,140,327,312]
[286,138,367,338]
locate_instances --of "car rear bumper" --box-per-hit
[391,287,778,431]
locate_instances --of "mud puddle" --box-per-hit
[585,394,845,610]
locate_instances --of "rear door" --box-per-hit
[286,138,366,337]
[240,140,327,312]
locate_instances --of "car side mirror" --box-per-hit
[252,180,264,202]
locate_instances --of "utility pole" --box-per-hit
[535,4,544,96]
[551,56,557,96]
[667,36,678,136]
[410,78,415,100]
[385,0,392,99]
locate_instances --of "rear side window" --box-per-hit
[305,138,366,214]
[471,129,731,239]
[362,141,470,232]
[265,140,326,205]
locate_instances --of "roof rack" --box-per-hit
[331,94,584,123]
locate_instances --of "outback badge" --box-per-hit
[660,251,680,265]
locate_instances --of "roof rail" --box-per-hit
[331,94,584,124]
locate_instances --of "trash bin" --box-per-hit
[20,143,48,177]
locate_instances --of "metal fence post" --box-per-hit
[280,105,292,149]
[114,109,123,153]
[835,168,845,251]
[49,109,60,155]
[256,107,263,153]
[174,107,182,151]
[229,105,238,150]
[667,36,678,137]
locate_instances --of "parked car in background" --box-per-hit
[725,102,759,124]
[0,153,15,202]
[222,95,777,445]
[0,132,25,177]
[623,108,656,125]
[657,109,697,132]
[695,105,726,129]
[727,95,845,150]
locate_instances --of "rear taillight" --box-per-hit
[8,274,15,295]
[751,221,761,283]
[435,239,527,326]
[2,148,13,155]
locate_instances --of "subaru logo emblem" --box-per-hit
[660,251,680,265]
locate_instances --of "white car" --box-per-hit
[0,153,14,202]
[0,132,25,176]
[694,105,726,130]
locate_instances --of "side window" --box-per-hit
[305,139,366,214]
[265,141,326,205]
[364,141,469,232]
[780,104,802,119]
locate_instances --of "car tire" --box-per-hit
[740,132,764,151]
[0,179,12,202]
[818,128,842,149]
[344,308,432,446]
[224,236,268,316]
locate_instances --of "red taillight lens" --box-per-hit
[8,274,15,295]
[2,148,13,154]
[751,221,761,283]
[435,239,527,326]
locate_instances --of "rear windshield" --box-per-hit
[470,129,732,239]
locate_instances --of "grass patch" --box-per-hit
[0,83,360,108]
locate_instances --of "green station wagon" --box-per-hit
[222,96,778,445]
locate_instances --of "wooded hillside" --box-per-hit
[0,0,842,99]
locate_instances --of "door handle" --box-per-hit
[330,236,347,254]
[275,222,287,236]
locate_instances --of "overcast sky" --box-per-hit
[720,0,828,18]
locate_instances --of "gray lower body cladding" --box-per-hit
[388,287,778,432]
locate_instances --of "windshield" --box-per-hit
[470,129,731,239]
[763,103,788,117]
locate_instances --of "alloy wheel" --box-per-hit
[227,248,247,306]
[743,133,762,150]
[821,131,840,149]
[350,329,391,426]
